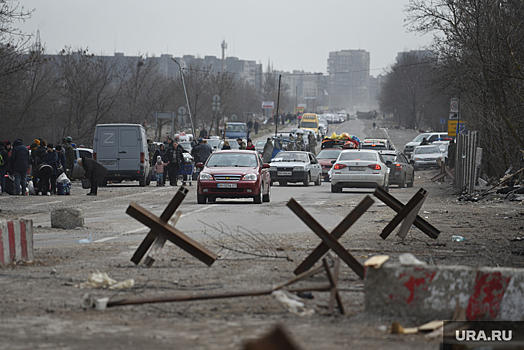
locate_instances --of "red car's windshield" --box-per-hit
[207,153,258,167]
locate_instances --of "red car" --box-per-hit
[316,148,344,181]
[196,150,271,204]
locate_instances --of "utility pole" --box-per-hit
[221,40,227,73]
[275,74,282,137]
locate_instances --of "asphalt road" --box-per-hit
[17,117,417,249]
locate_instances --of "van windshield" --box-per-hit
[226,124,246,133]
[413,134,430,142]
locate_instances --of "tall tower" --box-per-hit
[221,40,227,73]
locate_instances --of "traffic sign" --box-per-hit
[262,101,274,109]
[440,118,446,124]
[450,98,459,113]
[178,106,187,115]
[212,94,220,102]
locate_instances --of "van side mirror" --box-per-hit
[262,163,270,168]
[196,162,204,168]
[410,160,415,164]
[386,160,392,165]
[331,160,336,164]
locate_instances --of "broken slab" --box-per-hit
[51,207,84,229]
[364,263,524,321]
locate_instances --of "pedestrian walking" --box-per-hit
[154,156,167,186]
[0,141,8,194]
[192,139,212,164]
[9,139,30,195]
[63,136,75,178]
[77,157,108,196]
[43,144,58,194]
[262,138,274,163]
[447,139,456,169]
[166,139,177,186]
[253,120,259,135]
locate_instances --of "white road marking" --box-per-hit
[94,236,118,243]
[180,204,217,218]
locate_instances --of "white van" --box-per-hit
[93,124,151,186]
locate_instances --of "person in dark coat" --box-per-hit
[35,161,53,195]
[191,139,212,164]
[166,139,178,186]
[9,139,30,195]
[77,157,108,196]
[221,140,231,150]
[0,142,8,193]
[43,144,58,194]
[55,144,66,175]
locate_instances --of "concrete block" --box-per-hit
[364,263,524,321]
[51,207,84,229]
[0,219,33,265]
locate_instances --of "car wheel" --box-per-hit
[145,172,151,186]
[400,174,406,188]
[407,174,414,187]
[208,197,216,203]
[262,184,271,202]
[253,187,262,204]
[197,194,207,204]
[331,184,342,193]
[382,179,389,193]
[314,173,321,186]
[139,173,147,187]
[279,181,287,186]
[303,173,310,187]
[413,165,418,171]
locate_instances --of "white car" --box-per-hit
[330,150,390,193]
[411,145,445,170]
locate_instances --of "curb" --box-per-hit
[364,263,524,321]
[0,219,33,266]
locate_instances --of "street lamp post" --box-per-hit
[171,58,196,140]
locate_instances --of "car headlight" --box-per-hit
[293,166,304,171]
[242,173,257,181]
[270,166,276,170]
[199,172,213,180]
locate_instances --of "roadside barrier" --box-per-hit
[0,219,33,266]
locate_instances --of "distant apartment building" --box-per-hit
[284,71,328,113]
[395,50,436,64]
[156,54,263,91]
[327,49,370,112]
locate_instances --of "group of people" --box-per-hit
[0,137,76,196]
[152,137,190,187]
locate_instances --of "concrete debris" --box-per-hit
[75,272,134,290]
[51,207,84,229]
[364,255,389,269]
[271,291,315,316]
[398,253,426,266]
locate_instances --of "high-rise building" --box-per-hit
[327,49,370,112]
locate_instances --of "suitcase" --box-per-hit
[81,178,91,189]
[57,182,71,195]
[4,175,15,195]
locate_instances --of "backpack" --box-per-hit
[0,153,3,166]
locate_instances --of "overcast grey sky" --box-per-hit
[17,0,431,75]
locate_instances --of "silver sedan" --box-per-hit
[330,150,390,193]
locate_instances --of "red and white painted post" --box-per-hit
[0,219,33,266]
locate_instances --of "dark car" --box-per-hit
[379,150,414,188]
[315,148,344,181]
[196,150,271,204]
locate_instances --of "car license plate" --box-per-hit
[277,171,292,176]
[349,167,365,171]
[217,183,237,188]
[101,161,116,166]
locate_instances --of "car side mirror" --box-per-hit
[262,163,270,168]
[196,162,204,168]
[410,160,415,164]
[386,161,392,165]
[331,160,336,164]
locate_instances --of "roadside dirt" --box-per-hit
[1,121,523,350]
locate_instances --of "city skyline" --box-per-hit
[17,0,431,75]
